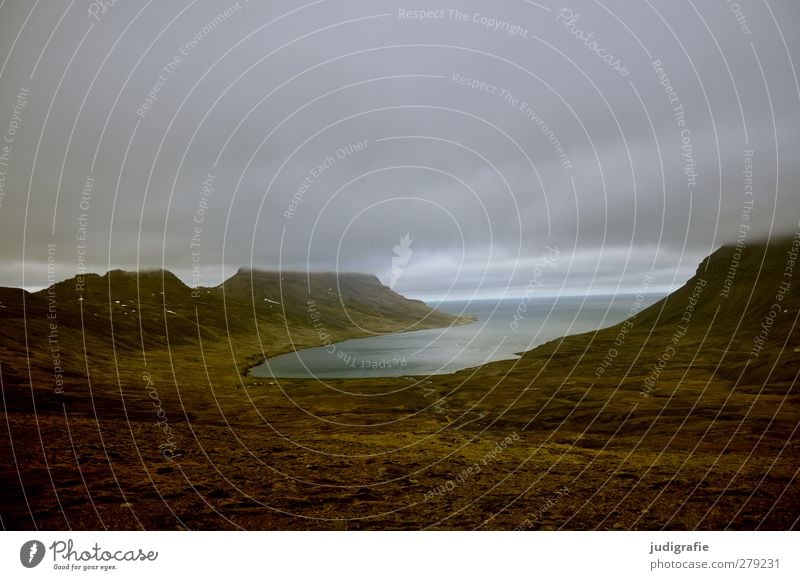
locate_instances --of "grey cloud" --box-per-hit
[0,0,798,300]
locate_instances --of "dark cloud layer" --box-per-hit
[0,0,798,300]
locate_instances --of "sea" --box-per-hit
[249,293,663,379]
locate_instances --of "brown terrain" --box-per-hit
[1,237,798,530]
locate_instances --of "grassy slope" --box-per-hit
[0,268,464,529]
[1,238,798,530]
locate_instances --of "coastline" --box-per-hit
[242,312,478,377]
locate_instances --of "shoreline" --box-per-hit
[242,312,478,377]
[243,295,669,381]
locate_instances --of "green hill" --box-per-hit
[0,267,464,379]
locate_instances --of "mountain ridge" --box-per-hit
[0,267,467,389]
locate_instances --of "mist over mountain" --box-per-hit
[0,0,799,538]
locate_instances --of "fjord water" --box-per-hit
[251,294,663,379]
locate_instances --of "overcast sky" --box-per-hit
[0,0,798,301]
